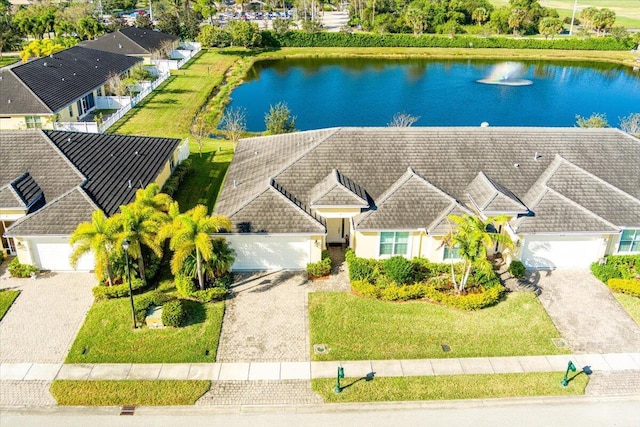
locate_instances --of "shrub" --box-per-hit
[134,290,171,324]
[591,262,622,283]
[162,300,186,327]
[411,258,455,281]
[423,284,505,310]
[175,273,228,302]
[307,257,331,277]
[8,258,39,278]
[348,257,378,282]
[92,279,145,300]
[161,158,193,198]
[508,260,526,279]
[191,287,228,303]
[591,254,639,283]
[175,273,198,297]
[382,256,415,285]
[607,278,640,298]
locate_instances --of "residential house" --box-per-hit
[80,26,180,62]
[1,130,188,270]
[0,46,141,130]
[214,127,640,270]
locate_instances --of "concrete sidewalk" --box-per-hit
[2,353,639,382]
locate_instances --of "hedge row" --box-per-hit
[175,273,228,303]
[8,258,38,278]
[306,249,332,277]
[591,254,640,283]
[133,290,171,324]
[264,31,634,51]
[351,279,504,309]
[161,158,193,198]
[92,279,145,300]
[607,278,640,298]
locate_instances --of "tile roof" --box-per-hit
[0,186,24,209]
[80,27,179,56]
[215,127,640,235]
[1,46,141,113]
[11,173,44,211]
[1,130,180,236]
[309,169,369,207]
[466,172,528,215]
[0,69,51,115]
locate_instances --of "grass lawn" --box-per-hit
[313,372,589,403]
[108,50,240,140]
[66,294,224,363]
[0,56,19,67]
[50,380,210,406]
[615,293,640,326]
[309,292,568,360]
[0,290,20,321]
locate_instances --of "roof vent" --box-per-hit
[96,58,100,61]
[95,65,98,68]
[43,62,48,67]
[61,78,65,81]
[233,179,237,188]
[135,151,139,155]
[481,121,489,127]
[7,99,11,104]
[128,179,132,189]
[73,72,76,76]
[255,151,258,156]
[67,137,71,142]
[534,152,542,160]
[513,163,520,168]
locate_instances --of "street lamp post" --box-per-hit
[122,240,137,329]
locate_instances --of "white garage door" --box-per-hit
[520,235,605,269]
[226,235,311,270]
[32,240,94,271]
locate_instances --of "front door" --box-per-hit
[326,218,347,244]
[1,221,16,255]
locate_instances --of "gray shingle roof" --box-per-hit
[1,130,180,236]
[0,69,51,115]
[1,46,141,113]
[0,186,23,209]
[80,27,179,56]
[309,169,369,207]
[215,127,640,235]
[466,172,528,215]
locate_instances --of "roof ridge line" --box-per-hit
[271,128,342,180]
[269,179,326,229]
[334,169,369,206]
[5,67,53,113]
[546,187,620,231]
[40,130,88,185]
[225,185,271,219]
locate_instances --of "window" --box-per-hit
[379,232,409,256]
[24,116,41,129]
[443,245,461,260]
[618,229,640,253]
[68,105,73,117]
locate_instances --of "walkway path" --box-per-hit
[533,270,640,353]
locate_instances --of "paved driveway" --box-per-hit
[0,270,95,363]
[533,269,640,354]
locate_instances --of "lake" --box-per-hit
[226,57,640,132]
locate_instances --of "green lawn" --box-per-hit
[309,292,568,360]
[615,294,640,326]
[313,372,589,403]
[0,56,19,68]
[108,50,240,140]
[66,294,224,363]
[51,380,210,406]
[0,290,20,321]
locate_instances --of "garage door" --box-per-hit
[226,235,311,270]
[520,235,605,269]
[32,241,94,271]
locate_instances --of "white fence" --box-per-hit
[152,42,202,72]
[177,138,190,163]
[54,71,170,134]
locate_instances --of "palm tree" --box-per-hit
[113,203,166,284]
[442,214,513,293]
[69,210,117,286]
[164,205,231,290]
[134,183,172,213]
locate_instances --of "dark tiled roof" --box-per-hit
[5,187,97,236]
[43,130,180,215]
[309,169,369,207]
[81,27,179,56]
[215,127,640,235]
[0,69,51,114]
[5,46,141,113]
[1,130,180,236]
[466,172,528,215]
[11,173,44,210]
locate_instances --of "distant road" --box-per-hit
[2,396,640,427]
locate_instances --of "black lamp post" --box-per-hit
[122,240,137,329]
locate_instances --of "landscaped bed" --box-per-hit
[0,290,20,321]
[312,372,588,403]
[66,291,224,363]
[309,292,568,361]
[50,380,210,406]
[615,294,640,326]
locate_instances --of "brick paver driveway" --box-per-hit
[0,271,95,363]
[534,269,640,353]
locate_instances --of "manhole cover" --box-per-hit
[314,344,329,355]
[552,338,568,348]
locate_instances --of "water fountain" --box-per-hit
[477,62,533,86]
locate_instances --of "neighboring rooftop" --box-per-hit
[0,46,141,114]
[81,27,180,56]
[1,130,181,236]
[215,127,640,235]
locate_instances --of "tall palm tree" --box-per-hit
[113,203,166,284]
[165,205,231,290]
[442,214,513,293]
[134,183,173,213]
[69,210,117,286]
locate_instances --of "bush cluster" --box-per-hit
[8,258,38,278]
[306,250,332,278]
[591,254,640,283]
[607,278,640,298]
[174,273,228,303]
[508,260,527,279]
[264,31,634,51]
[133,290,171,324]
[161,300,186,327]
[92,278,145,300]
[382,256,415,285]
[161,158,193,198]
